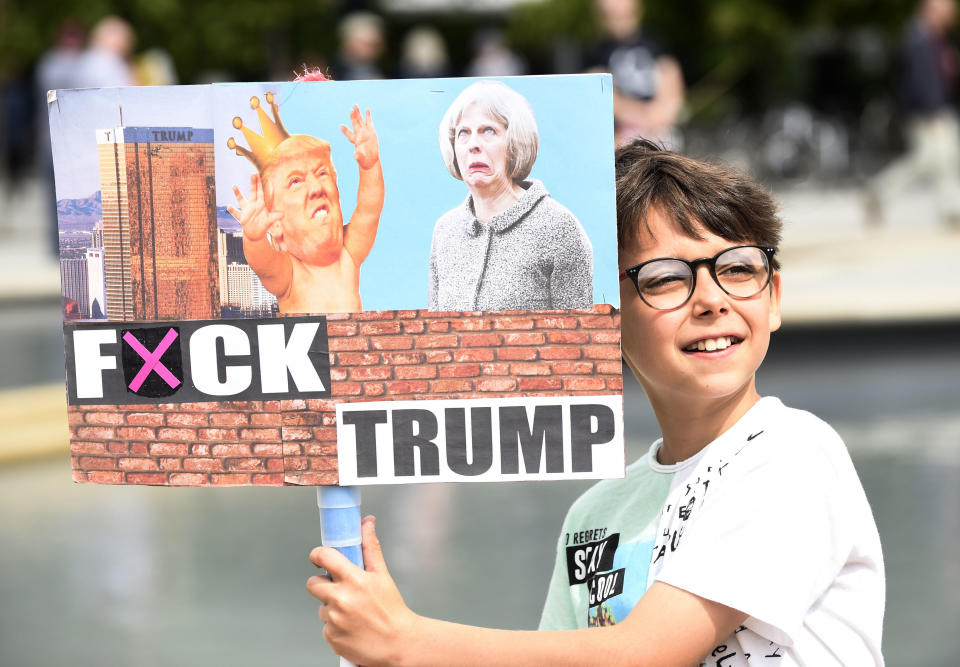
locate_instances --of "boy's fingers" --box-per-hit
[360,515,389,575]
[310,545,356,581]
[306,574,335,603]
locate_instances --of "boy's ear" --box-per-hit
[768,272,782,332]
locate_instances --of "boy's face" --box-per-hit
[619,207,782,410]
[264,140,344,264]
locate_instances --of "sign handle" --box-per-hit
[316,485,363,667]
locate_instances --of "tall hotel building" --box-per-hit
[96,126,219,320]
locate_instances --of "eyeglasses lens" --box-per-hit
[635,246,770,309]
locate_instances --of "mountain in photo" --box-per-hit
[57,191,101,231]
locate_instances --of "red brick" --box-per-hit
[353,310,395,321]
[584,345,621,360]
[503,332,545,346]
[453,348,494,362]
[591,331,621,344]
[552,361,595,374]
[496,347,538,361]
[283,443,303,456]
[480,362,511,375]
[266,457,285,471]
[76,426,116,440]
[322,413,337,426]
[209,412,249,426]
[198,428,238,441]
[239,428,281,441]
[279,399,308,410]
[425,350,454,363]
[85,412,124,425]
[306,399,338,411]
[364,383,386,397]
[535,316,580,329]
[547,330,590,344]
[359,321,402,335]
[396,309,420,319]
[252,473,285,485]
[385,380,430,394]
[156,427,196,441]
[403,320,426,334]
[305,442,338,456]
[72,469,87,482]
[212,443,252,457]
[221,400,263,411]
[332,382,363,396]
[78,456,115,470]
[285,457,308,471]
[166,413,208,427]
[159,457,182,470]
[107,441,128,454]
[150,442,188,456]
[579,315,617,328]
[336,352,382,366]
[126,412,166,426]
[284,412,324,426]
[451,318,491,331]
[191,443,210,456]
[250,413,282,427]
[70,441,106,455]
[183,458,223,472]
[170,473,208,486]
[426,320,449,333]
[370,336,414,350]
[326,322,358,336]
[129,442,149,455]
[563,377,607,391]
[263,401,284,412]
[226,458,266,471]
[314,427,338,441]
[118,457,159,471]
[176,402,219,411]
[606,377,624,391]
[330,368,348,381]
[438,364,481,378]
[395,365,437,379]
[430,379,473,393]
[416,334,459,348]
[477,377,517,392]
[461,333,502,347]
[510,362,550,376]
[67,411,85,426]
[309,456,338,471]
[349,366,393,381]
[382,352,424,365]
[492,316,534,330]
[540,346,582,360]
[596,361,623,375]
[253,443,283,457]
[211,474,250,486]
[519,377,564,391]
[282,427,313,441]
[330,337,369,351]
[87,471,124,484]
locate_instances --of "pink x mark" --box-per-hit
[123,328,182,392]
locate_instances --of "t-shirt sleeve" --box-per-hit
[654,427,853,647]
[539,519,579,630]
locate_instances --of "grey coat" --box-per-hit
[428,179,593,311]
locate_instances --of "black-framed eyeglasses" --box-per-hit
[619,245,776,310]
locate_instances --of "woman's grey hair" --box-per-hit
[438,80,539,182]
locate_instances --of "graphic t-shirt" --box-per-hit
[539,397,885,666]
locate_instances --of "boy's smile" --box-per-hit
[619,207,782,413]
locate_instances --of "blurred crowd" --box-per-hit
[3,0,960,256]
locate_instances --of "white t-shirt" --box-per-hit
[650,397,885,665]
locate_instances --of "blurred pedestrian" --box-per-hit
[75,15,136,89]
[332,12,385,81]
[866,0,960,225]
[35,20,86,256]
[396,26,451,79]
[465,29,527,78]
[585,0,684,148]
[134,48,178,86]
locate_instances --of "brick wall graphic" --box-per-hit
[68,306,621,486]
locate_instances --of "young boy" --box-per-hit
[228,95,384,314]
[306,139,885,666]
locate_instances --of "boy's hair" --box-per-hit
[615,139,782,270]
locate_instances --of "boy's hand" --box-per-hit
[341,106,379,171]
[307,516,418,666]
[227,173,284,244]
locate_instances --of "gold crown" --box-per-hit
[227,92,291,172]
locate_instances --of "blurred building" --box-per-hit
[96,126,219,320]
